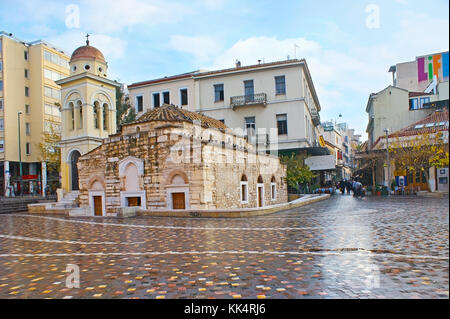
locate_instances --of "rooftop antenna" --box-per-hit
[294,43,300,59]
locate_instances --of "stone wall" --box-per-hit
[77,120,287,214]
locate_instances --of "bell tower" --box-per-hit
[56,36,120,193]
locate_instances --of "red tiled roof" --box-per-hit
[127,59,304,88]
[371,110,449,148]
[127,71,198,88]
[71,44,105,63]
[408,91,434,98]
[125,104,228,131]
[194,59,304,78]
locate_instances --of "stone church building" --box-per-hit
[49,37,286,216]
[77,104,287,216]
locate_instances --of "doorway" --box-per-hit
[172,192,186,209]
[93,196,103,216]
[70,150,81,191]
[257,185,264,207]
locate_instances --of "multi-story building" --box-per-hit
[316,121,360,181]
[362,51,449,190]
[368,51,449,150]
[0,31,70,196]
[128,59,322,155]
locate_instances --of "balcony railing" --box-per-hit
[231,93,267,110]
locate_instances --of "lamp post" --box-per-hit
[384,128,391,195]
[18,111,23,196]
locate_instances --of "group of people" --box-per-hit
[338,179,365,198]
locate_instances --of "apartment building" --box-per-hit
[0,31,70,196]
[316,121,360,181]
[128,59,322,155]
[362,51,449,189]
[367,51,449,150]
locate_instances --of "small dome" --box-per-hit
[70,43,105,63]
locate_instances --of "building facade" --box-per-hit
[362,52,449,190]
[128,59,322,156]
[76,104,287,216]
[0,31,70,196]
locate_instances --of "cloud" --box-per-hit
[47,30,127,61]
[209,36,321,69]
[168,35,223,62]
[78,0,190,33]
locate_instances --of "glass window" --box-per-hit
[0,139,4,152]
[275,76,286,94]
[0,119,4,131]
[24,69,29,78]
[136,95,143,112]
[25,87,29,97]
[409,98,418,110]
[44,51,51,61]
[163,91,170,104]
[419,97,430,108]
[276,114,287,135]
[152,93,160,108]
[25,123,30,135]
[0,99,3,110]
[24,51,28,60]
[180,89,188,106]
[26,142,31,155]
[245,116,256,136]
[214,84,224,102]
[0,80,3,91]
[0,61,2,72]
[244,80,254,102]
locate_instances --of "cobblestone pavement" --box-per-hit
[0,195,448,299]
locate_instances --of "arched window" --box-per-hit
[257,175,263,183]
[69,102,75,130]
[271,176,276,201]
[240,174,248,203]
[103,103,108,130]
[77,100,83,129]
[124,163,139,191]
[93,101,99,129]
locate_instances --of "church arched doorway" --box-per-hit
[70,150,81,191]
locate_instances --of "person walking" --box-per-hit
[345,179,352,194]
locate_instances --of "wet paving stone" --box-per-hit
[0,195,448,298]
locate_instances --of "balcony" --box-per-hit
[231,93,267,110]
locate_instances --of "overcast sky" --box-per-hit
[1,0,449,139]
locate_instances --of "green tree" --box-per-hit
[116,86,136,129]
[36,122,61,190]
[281,154,316,192]
[388,131,449,190]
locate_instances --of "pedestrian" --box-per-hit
[345,179,352,194]
[353,180,364,198]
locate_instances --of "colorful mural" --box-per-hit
[417,52,449,82]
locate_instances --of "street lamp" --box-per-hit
[18,111,23,196]
[384,128,391,195]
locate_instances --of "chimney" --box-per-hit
[235,59,241,68]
